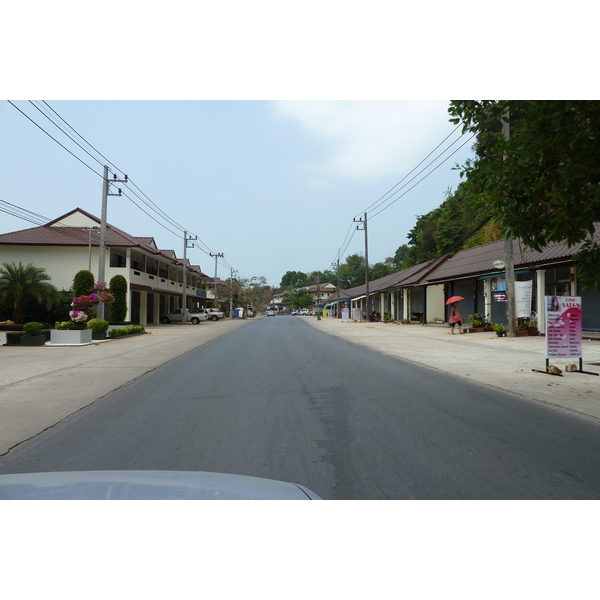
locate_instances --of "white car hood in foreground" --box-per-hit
[0,470,321,500]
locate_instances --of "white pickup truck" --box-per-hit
[160,308,209,324]
[206,308,225,321]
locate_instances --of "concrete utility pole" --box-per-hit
[502,108,516,338]
[229,267,238,317]
[98,165,127,319]
[332,257,340,317]
[354,213,369,321]
[210,252,224,309]
[182,231,197,322]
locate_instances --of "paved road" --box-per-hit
[2,317,600,499]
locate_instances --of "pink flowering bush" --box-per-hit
[68,282,115,326]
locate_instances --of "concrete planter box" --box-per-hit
[20,335,46,346]
[91,331,107,340]
[51,329,93,344]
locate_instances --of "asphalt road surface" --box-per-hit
[2,316,600,499]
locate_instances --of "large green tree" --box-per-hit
[0,262,60,323]
[282,288,313,309]
[279,270,308,290]
[449,100,600,290]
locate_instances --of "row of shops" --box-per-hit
[324,232,600,333]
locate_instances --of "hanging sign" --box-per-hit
[493,260,505,270]
[545,296,582,359]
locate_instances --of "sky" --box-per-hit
[1,99,476,287]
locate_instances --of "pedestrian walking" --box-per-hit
[449,302,463,334]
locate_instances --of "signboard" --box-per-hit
[515,280,533,318]
[545,296,582,359]
[342,308,350,322]
[493,260,505,270]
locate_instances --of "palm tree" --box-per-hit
[0,262,60,323]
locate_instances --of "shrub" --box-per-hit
[55,320,86,330]
[73,270,95,296]
[86,318,109,333]
[109,275,128,322]
[23,321,44,336]
[5,331,26,345]
[109,326,145,338]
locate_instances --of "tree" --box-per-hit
[338,254,366,288]
[109,274,128,322]
[227,276,270,313]
[282,288,313,309]
[449,100,600,290]
[279,270,308,290]
[73,270,95,296]
[0,262,60,323]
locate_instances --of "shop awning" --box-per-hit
[479,270,529,280]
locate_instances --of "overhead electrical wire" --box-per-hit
[333,124,475,269]
[354,122,465,220]
[7,100,233,275]
[369,134,475,220]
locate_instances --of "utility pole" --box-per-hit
[354,212,369,321]
[210,252,224,309]
[98,165,127,319]
[502,108,516,338]
[182,231,197,323]
[332,257,340,317]
[229,267,238,318]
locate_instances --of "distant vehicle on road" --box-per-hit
[160,308,208,324]
[266,309,276,317]
[206,308,225,321]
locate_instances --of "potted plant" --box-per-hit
[400,318,410,324]
[87,318,109,340]
[492,323,506,337]
[528,320,539,336]
[468,313,485,332]
[20,321,46,346]
[51,318,92,344]
[515,320,529,336]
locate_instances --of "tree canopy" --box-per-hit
[0,262,60,323]
[449,100,600,290]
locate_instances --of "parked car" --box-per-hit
[266,309,276,317]
[299,308,310,315]
[206,308,225,321]
[160,308,208,324]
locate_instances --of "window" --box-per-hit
[146,257,158,276]
[131,251,145,272]
[110,248,127,268]
[158,262,168,279]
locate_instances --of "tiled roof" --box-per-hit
[0,207,208,277]
[427,224,600,282]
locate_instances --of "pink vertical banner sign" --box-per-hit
[545,296,582,359]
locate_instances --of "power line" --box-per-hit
[8,100,229,272]
[7,100,102,179]
[369,134,475,220]
[354,122,464,219]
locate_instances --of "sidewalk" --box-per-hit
[0,320,252,456]
[304,316,600,420]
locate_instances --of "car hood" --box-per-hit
[0,470,321,500]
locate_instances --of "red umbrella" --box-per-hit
[445,296,464,305]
